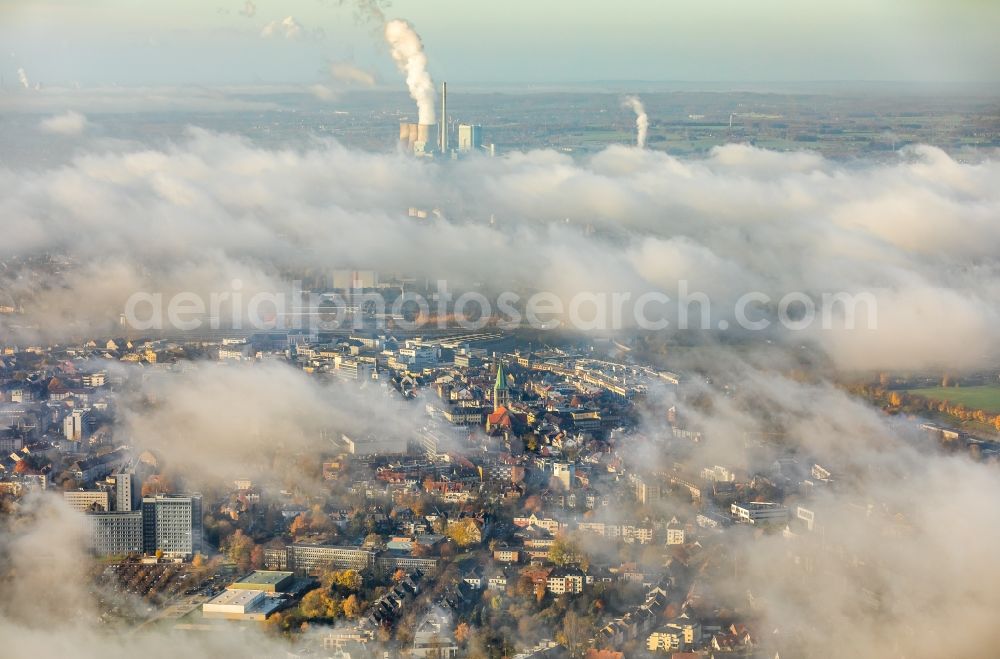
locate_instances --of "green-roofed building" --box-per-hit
[229,570,295,593]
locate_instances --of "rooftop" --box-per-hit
[205,589,265,607]
[233,570,293,586]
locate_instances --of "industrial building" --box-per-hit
[229,570,295,593]
[399,82,494,158]
[202,588,283,621]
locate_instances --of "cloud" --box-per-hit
[119,360,424,486]
[627,355,1000,658]
[37,110,88,135]
[328,61,376,87]
[238,0,255,18]
[261,16,303,40]
[0,129,998,371]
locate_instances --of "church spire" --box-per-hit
[493,359,510,411]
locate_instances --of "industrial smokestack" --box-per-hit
[384,19,436,126]
[439,82,448,153]
[622,95,649,149]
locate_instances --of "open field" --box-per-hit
[906,385,1000,414]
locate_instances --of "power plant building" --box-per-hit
[458,124,483,152]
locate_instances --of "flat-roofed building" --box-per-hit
[142,493,203,557]
[115,468,141,511]
[285,544,374,574]
[64,489,110,512]
[375,552,439,577]
[731,501,789,525]
[229,570,294,593]
[88,510,143,556]
[202,589,283,620]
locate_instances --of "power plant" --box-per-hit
[399,82,493,158]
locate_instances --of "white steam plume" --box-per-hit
[384,19,436,125]
[17,67,29,89]
[622,95,648,148]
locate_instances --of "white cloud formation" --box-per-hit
[0,130,998,371]
[261,15,303,40]
[37,110,88,135]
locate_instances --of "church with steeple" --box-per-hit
[486,358,525,436]
[493,358,510,411]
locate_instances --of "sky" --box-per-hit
[1,0,999,87]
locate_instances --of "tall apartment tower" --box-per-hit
[142,494,203,557]
[115,468,141,511]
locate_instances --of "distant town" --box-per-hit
[3,297,997,658]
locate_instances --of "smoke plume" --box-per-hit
[17,67,29,89]
[622,95,648,148]
[384,19,436,125]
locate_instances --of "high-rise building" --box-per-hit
[457,124,483,152]
[553,462,576,490]
[142,494,203,557]
[115,468,141,511]
[62,408,93,441]
[88,510,143,556]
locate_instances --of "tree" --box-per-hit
[447,518,481,547]
[342,594,362,619]
[548,534,586,568]
[289,513,309,538]
[299,589,340,620]
[558,610,590,658]
[250,544,265,570]
[224,529,255,571]
[320,568,363,593]
[332,569,363,593]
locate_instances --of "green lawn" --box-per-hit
[906,385,1000,414]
